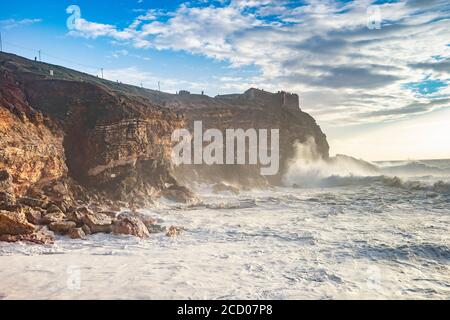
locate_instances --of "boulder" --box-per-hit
[66,209,87,225]
[54,201,71,213]
[49,221,77,234]
[24,208,42,225]
[26,187,48,201]
[166,226,184,237]
[19,197,46,209]
[112,215,150,239]
[81,224,91,235]
[0,230,55,245]
[82,212,113,234]
[68,227,86,239]
[46,204,63,214]
[162,185,198,204]
[147,224,167,234]
[0,191,17,211]
[41,212,66,225]
[122,212,159,231]
[0,211,35,236]
[137,214,157,228]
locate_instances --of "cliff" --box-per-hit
[0,52,186,207]
[0,52,329,243]
[168,88,329,186]
[0,51,329,204]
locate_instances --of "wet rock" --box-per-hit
[82,212,113,234]
[81,224,91,235]
[147,224,167,234]
[137,214,157,229]
[24,208,42,225]
[162,185,198,204]
[68,227,86,239]
[112,214,150,239]
[46,204,63,214]
[19,197,46,209]
[0,229,55,245]
[66,207,89,225]
[0,191,17,211]
[166,226,184,237]
[41,212,66,225]
[26,187,48,201]
[66,211,85,225]
[99,211,118,219]
[212,183,240,195]
[55,201,71,213]
[49,221,77,235]
[0,211,35,236]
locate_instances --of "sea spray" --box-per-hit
[283,137,380,188]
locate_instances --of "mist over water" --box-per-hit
[284,137,450,194]
[283,137,379,188]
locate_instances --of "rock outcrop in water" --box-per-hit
[0,52,329,243]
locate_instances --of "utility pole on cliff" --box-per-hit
[158,81,161,92]
[101,68,104,79]
[38,50,41,62]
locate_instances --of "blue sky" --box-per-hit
[1,0,449,160]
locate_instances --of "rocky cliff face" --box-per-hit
[0,67,67,197]
[0,52,329,203]
[171,88,329,186]
[0,52,185,206]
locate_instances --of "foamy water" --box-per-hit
[0,159,449,300]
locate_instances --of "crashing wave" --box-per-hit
[283,137,450,195]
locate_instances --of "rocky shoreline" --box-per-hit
[0,169,188,244]
[0,51,329,245]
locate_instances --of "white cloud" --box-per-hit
[0,18,42,29]
[109,49,129,59]
[67,0,450,125]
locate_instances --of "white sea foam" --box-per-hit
[0,141,449,299]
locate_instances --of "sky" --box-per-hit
[0,0,449,161]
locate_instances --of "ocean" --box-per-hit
[0,159,449,299]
